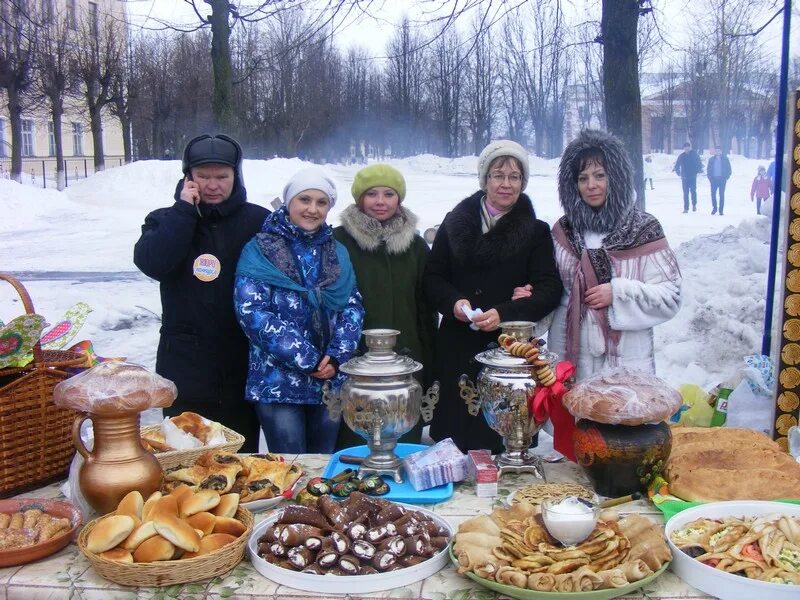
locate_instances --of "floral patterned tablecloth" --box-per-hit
[0,454,714,600]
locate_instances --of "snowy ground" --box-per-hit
[0,152,779,391]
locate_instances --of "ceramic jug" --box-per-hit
[72,411,162,514]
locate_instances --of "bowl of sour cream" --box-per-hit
[540,496,599,547]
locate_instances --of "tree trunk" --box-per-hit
[602,0,644,209]
[209,0,233,131]
[119,113,132,163]
[51,102,66,190]
[7,84,22,183]
[89,106,105,171]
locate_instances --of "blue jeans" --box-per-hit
[254,402,340,454]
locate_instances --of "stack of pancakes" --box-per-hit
[665,427,800,502]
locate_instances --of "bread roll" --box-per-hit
[153,513,201,552]
[562,367,682,425]
[142,491,162,521]
[117,491,144,520]
[149,495,179,520]
[185,512,216,537]
[213,516,246,537]
[180,489,220,517]
[133,534,176,562]
[86,515,136,553]
[122,520,158,551]
[99,547,134,563]
[182,533,236,559]
[212,493,239,518]
[168,484,195,505]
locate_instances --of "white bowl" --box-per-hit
[665,501,800,600]
[247,502,453,594]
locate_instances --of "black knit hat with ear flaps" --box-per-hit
[182,134,242,174]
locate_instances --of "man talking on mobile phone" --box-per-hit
[134,134,269,451]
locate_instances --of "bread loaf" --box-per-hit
[213,516,247,537]
[185,512,217,537]
[86,514,136,553]
[211,493,240,518]
[182,533,237,559]
[180,489,220,517]
[122,521,158,551]
[117,491,144,520]
[153,513,201,552]
[99,547,134,563]
[562,368,682,425]
[132,534,176,562]
[149,495,179,520]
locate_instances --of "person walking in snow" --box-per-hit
[673,141,703,213]
[133,134,268,451]
[424,140,563,452]
[234,168,364,454]
[750,165,772,215]
[332,164,437,450]
[545,129,682,381]
[706,145,732,215]
[643,155,655,190]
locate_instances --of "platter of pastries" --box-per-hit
[453,501,671,599]
[0,498,82,567]
[141,412,225,452]
[163,450,303,510]
[508,483,598,507]
[665,427,800,502]
[666,501,800,600]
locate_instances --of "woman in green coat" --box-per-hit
[333,164,438,449]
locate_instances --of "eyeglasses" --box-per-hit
[488,172,522,184]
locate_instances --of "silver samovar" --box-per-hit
[458,321,553,480]
[323,329,439,483]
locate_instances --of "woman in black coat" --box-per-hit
[423,140,563,452]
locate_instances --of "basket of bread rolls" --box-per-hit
[140,411,245,470]
[77,486,253,586]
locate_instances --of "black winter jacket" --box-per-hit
[423,191,563,452]
[134,179,269,406]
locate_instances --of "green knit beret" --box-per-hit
[351,164,407,202]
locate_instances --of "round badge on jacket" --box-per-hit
[193,253,221,281]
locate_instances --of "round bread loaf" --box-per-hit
[133,534,176,562]
[562,367,682,426]
[52,361,177,415]
[86,514,136,553]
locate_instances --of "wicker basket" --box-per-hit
[78,507,254,587]
[140,425,245,470]
[0,274,85,498]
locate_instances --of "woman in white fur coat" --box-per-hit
[539,129,682,381]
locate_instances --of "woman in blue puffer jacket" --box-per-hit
[234,167,364,453]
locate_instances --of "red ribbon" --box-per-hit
[529,361,577,462]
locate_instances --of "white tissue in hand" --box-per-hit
[461,306,483,331]
[162,417,204,449]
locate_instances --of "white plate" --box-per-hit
[240,478,301,513]
[665,500,800,600]
[247,502,453,594]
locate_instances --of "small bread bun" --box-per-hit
[179,489,220,517]
[168,484,195,505]
[86,515,136,553]
[99,547,134,563]
[117,490,144,520]
[133,534,176,562]
[211,493,239,518]
[185,512,216,537]
[142,491,162,521]
[122,520,158,551]
[213,516,246,537]
[149,495,179,521]
[153,513,201,552]
[182,533,236,559]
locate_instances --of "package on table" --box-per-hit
[467,449,498,497]
[402,438,468,491]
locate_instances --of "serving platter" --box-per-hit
[665,500,800,600]
[240,478,301,513]
[247,502,453,594]
[0,498,82,567]
[448,545,670,600]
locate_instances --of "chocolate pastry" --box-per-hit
[287,545,314,569]
[372,549,397,571]
[318,495,350,529]
[346,521,367,541]
[429,536,449,550]
[399,555,428,567]
[379,535,406,557]
[278,505,331,530]
[338,553,360,574]
[304,536,323,550]
[365,525,388,543]
[403,534,428,556]
[280,524,324,546]
[330,531,350,554]
[352,539,376,561]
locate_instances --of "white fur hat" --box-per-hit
[282,167,337,207]
[477,139,530,191]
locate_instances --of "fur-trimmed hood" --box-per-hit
[338,204,419,254]
[444,191,539,267]
[558,129,635,233]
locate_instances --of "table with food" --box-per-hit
[0,325,798,600]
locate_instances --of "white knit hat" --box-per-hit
[477,140,530,191]
[282,167,338,207]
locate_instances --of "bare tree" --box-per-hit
[386,17,427,157]
[464,17,497,154]
[74,11,125,171]
[32,2,77,189]
[426,28,463,156]
[654,59,680,154]
[0,1,37,182]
